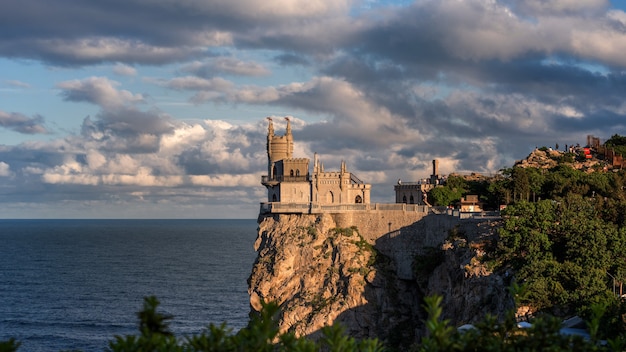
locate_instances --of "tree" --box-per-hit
[497,195,626,319]
[512,167,530,201]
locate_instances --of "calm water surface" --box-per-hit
[0,219,258,351]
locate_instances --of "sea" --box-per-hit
[0,219,259,352]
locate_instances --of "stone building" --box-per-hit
[394,159,442,205]
[261,117,371,206]
[458,195,483,212]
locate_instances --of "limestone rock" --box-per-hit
[248,213,514,347]
[249,213,421,345]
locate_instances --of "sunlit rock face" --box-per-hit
[248,213,513,347]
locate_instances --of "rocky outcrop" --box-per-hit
[515,148,605,172]
[248,212,513,347]
[422,220,514,324]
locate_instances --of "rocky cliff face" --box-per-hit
[248,212,513,347]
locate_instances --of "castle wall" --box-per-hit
[277,182,311,203]
[313,172,370,205]
[282,158,309,178]
[330,210,428,242]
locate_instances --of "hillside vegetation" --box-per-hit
[428,136,626,341]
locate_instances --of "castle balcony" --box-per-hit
[261,175,311,186]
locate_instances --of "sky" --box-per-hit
[1,0,626,219]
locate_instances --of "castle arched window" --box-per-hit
[290,169,294,176]
[355,195,362,203]
[296,169,300,176]
[409,195,414,204]
[327,191,334,204]
[402,195,407,203]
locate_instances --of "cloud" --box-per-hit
[5,80,31,88]
[161,76,234,91]
[0,0,346,66]
[0,162,11,177]
[57,76,144,109]
[113,63,137,76]
[0,111,48,134]
[509,0,609,16]
[4,0,626,218]
[181,58,271,77]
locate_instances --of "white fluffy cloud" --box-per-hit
[0,162,11,177]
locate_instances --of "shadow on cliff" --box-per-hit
[300,212,509,349]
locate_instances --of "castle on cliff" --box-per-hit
[260,117,445,215]
[261,118,372,212]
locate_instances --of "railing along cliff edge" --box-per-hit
[259,203,501,219]
[259,202,432,214]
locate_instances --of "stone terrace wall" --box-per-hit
[330,211,471,279]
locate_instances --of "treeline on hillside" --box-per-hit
[429,154,626,220]
[428,136,626,340]
[605,134,626,156]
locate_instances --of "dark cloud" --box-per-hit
[0,111,47,134]
[274,53,311,67]
[0,0,351,66]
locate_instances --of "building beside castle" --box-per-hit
[393,160,443,206]
[261,117,371,209]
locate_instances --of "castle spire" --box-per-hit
[285,117,291,135]
[267,117,274,137]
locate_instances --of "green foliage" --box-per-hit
[110,297,386,352]
[419,294,625,352]
[497,196,626,321]
[2,295,386,352]
[0,339,20,352]
[428,175,468,206]
[333,226,355,237]
[604,134,626,156]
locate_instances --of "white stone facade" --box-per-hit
[261,117,371,206]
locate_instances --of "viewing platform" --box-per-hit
[259,202,501,219]
[260,202,431,215]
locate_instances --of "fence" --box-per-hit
[259,202,431,215]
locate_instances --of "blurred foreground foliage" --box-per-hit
[418,294,626,352]
[0,295,384,352]
[3,293,625,351]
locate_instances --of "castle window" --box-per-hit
[355,195,362,203]
[409,195,414,204]
[296,169,300,176]
[402,195,407,203]
[290,169,294,176]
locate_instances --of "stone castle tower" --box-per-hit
[261,117,370,206]
[262,117,311,203]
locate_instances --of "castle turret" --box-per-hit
[430,159,439,184]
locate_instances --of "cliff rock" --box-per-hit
[248,212,513,347]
